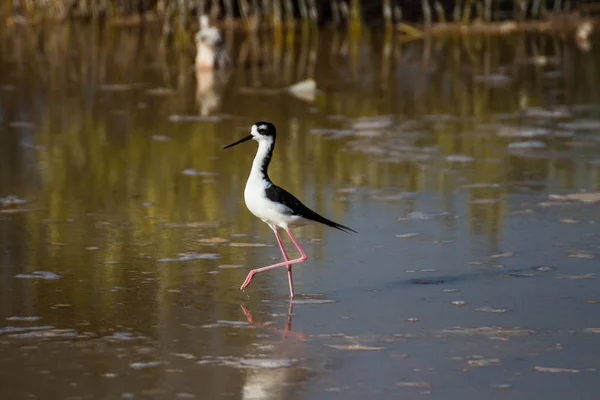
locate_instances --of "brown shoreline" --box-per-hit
[417,17,596,36]
[3,11,596,37]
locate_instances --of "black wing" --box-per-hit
[265,184,357,234]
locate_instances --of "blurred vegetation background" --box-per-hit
[3,0,600,34]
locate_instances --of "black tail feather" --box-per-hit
[303,210,357,234]
[329,221,358,234]
[265,184,357,234]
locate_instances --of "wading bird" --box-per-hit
[195,15,230,70]
[224,122,356,298]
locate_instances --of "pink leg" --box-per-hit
[240,228,308,295]
[274,229,295,298]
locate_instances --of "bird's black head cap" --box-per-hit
[252,121,276,138]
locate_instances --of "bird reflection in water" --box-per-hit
[194,15,231,116]
[240,302,310,400]
[241,302,306,341]
[575,21,594,52]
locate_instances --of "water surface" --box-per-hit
[1,26,600,399]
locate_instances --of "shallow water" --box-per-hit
[1,25,600,399]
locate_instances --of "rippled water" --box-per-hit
[1,25,600,399]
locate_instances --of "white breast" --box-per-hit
[244,181,302,229]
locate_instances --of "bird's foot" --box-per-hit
[240,271,255,290]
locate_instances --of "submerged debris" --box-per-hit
[181,169,218,177]
[9,329,78,339]
[0,196,30,207]
[0,325,54,335]
[197,355,299,369]
[503,272,535,278]
[471,198,502,205]
[397,381,432,389]
[172,353,197,360]
[309,128,354,138]
[568,251,596,260]
[169,115,223,122]
[351,115,395,131]
[560,218,579,224]
[489,251,514,259]
[6,316,41,322]
[217,264,244,269]
[371,192,418,202]
[129,361,166,369]
[292,299,336,305]
[15,271,61,280]
[104,332,147,341]
[201,320,251,329]
[549,192,600,204]
[531,266,555,272]
[446,154,475,163]
[147,88,175,96]
[558,120,600,130]
[197,237,230,245]
[410,278,445,285]
[161,221,220,229]
[9,121,36,129]
[462,183,502,189]
[468,358,501,367]
[151,135,170,141]
[396,233,419,239]
[534,366,580,373]
[475,306,510,313]
[440,327,534,336]
[508,141,547,149]
[492,383,512,390]
[229,242,273,247]
[326,344,386,351]
[100,83,144,92]
[401,211,451,221]
[157,252,221,262]
[497,127,550,138]
[583,328,600,334]
[555,273,597,280]
[406,269,438,273]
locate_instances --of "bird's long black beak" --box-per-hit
[223,134,253,149]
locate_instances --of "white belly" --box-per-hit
[244,183,304,229]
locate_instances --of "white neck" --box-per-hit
[248,138,274,184]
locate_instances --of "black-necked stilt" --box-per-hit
[224,122,356,298]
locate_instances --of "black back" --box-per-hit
[265,184,357,234]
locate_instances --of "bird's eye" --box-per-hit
[257,128,266,134]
